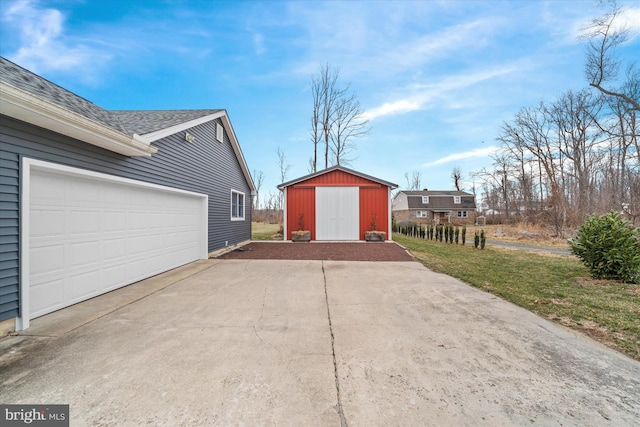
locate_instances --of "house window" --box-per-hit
[231,190,245,220]
[457,211,468,218]
[453,196,461,204]
[416,210,428,218]
[421,196,429,204]
[216,123,224,142]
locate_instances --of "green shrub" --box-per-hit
[474,231,479,249]
[462,225,466,245]
[569,212,640,284]
[480,229,486,249]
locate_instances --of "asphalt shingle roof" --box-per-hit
[1,56,220,137]
[111,110,220,135]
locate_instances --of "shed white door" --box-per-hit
[25,160,207,320]
[315,186,359,240]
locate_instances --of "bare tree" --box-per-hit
[582,3,640,111]
[404,170,422,190]
[252,169,264,210]
[330,91,369,165]
[276,147,291,220]
[309,63,368,170]
[451,166,463,191]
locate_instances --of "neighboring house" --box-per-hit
[0,57,256,332]
[278,166,397,241]
[392,190,476,224]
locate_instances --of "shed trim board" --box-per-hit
[18,158,208,330]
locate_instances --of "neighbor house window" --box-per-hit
[231,190,245,220]
[457,211,468,218]
[216,123,224,142]
[453,196,461,204]
[416,210,428,218]
[421,196,429,204]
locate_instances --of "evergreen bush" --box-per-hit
[569,212,640,284]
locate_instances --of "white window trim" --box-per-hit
[457,211,468,218]
[421,196,429,204]
[216,123,224,143]
[416,210,428,218]
[231,189,245,221]
[454,196,461,204]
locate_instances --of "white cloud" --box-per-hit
[360,99,421,121]
[422,146,500,167]
[253,33,265,55]
[362,64,519,121]
[2,0,111,78]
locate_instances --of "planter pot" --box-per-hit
[291,230,311,242]
[365,231,386,242]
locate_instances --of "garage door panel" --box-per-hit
[70,241,100,267]
[69,270,101,301]
[30,244,64,276]
[28,163,206,320]
[31,279,65,318]
[70,209,101,235]
[31,209,64,237]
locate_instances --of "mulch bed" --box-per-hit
[218,242,414,261]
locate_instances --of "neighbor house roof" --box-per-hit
[401,190,474,197]
[407,196,476,210]
[278,165,398,190]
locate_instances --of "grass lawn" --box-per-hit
[394,234,640,361]
[251,222,282,240]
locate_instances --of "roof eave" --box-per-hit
[278,165,397,190]
[0,82,157,157]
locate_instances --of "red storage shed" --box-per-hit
[278,166,398,241]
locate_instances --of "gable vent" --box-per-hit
[216,123,224,142]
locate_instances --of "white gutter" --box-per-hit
[0,82,157,157]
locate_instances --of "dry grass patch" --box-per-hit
[471,223,570,249]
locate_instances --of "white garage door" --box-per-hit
[23,159,207,322]
[315,186,359,240]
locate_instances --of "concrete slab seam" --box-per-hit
[322,261,348,427]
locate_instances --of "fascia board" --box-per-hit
[0,82,157,157]
[141,111,226,142]
[219,112,257,193]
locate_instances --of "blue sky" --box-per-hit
[1,0,639,205]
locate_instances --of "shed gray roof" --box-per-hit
[0,56,220,137]
[278,165,398,190]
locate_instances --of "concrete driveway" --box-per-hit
[1,259,639,426]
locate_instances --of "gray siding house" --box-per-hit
[0,57,256,332]
[393,190,476,224]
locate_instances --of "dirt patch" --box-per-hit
[218,242,414,261]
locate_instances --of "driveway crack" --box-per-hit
[322,261,348,427]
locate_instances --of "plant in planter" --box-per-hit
[291,213,311,242]
[365,213,386,242]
